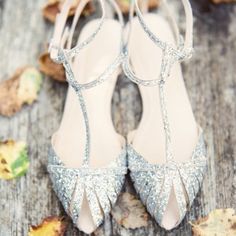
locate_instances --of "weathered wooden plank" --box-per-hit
[0,0,236,235]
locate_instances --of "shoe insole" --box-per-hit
[127,14,198,229]
[52,19,124,234]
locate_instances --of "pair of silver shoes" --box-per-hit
[47,0,207,233]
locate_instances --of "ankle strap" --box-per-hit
[162,0,193,49]
[49,0,105,61]
[123,0,193,87]
[125,0,193,52]
[49,0,125,91]
[49,0,125,61]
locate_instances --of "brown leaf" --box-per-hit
[191,208,236,236]
[42,0,95,23]
[211,0,236,4]
[39,52,66,82]
[0,67,42,117]
[117,0,160,14]
[111,192,148,229]
[28,216,67,236]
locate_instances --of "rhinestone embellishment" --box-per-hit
[48,147,127,227]
[127,133,207,226]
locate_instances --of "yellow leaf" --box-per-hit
[0,140,29,180]
[28,217,67,236]
[0,66,42,117]
[17,67,42,105]
[191,208,236,236]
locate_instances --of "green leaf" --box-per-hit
[0,140,29,180]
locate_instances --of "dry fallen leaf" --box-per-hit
[117,0,160,14]
[0,140,29,180]
[39,52,66,82]
[111,192,148,229]
[42,0,95,23]
[28,216,67,236]
[211,0,236,4]
[0,67,42,117]
[191,208,236,236]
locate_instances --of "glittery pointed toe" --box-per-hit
[128,132,207,229]
[48,147,127,230]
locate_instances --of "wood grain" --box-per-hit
[0,0,236,235]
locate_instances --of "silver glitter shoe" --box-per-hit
[47,0,127,233]
[122,0,207,230]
